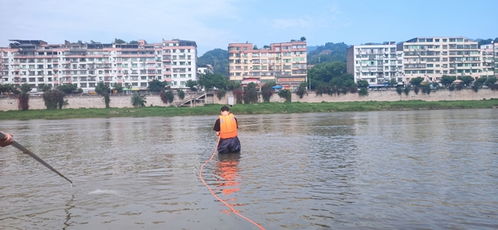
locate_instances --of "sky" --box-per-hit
[1,0,497,55]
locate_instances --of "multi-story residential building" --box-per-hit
[399,37,481,82]
[495,43,498,76]
[0,39,197,91]
[197,64,214,75]
[347,42,404,85]
[480,43,495,77]
[228,40,307,89]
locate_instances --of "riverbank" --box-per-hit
[0,99,497,120]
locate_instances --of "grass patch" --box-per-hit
[0,99,497,120]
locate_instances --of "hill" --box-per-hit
[307,42,349,65]
[197,48,229,76]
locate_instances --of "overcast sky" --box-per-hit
[1,0,497,54]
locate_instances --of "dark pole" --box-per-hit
[0,133,73,184]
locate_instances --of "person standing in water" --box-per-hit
[213,106,241,154]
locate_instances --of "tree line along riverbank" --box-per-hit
[0,99,497,120]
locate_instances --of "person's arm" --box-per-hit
[235,117,239,128]
[213,119,220,136]
[0,132,13,147]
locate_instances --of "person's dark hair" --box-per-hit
[220,106,230,112]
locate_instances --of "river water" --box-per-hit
[0,109,497,229]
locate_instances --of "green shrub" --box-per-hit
[278,89,292,103]
[131,93,147,107]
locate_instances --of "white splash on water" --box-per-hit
[88,189,119,195]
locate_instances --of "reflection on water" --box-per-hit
[215,153,242,214]
[0,109,497,229]
[63,195,75,230]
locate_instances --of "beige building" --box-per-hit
[228,40,307,89]
[0,39,197,90]
[400,37,481,82]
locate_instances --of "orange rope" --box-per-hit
[198,137,266,230]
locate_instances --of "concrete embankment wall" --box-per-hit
[1,89,497,111]
[213,89,498,104]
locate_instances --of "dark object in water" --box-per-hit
[0,132,73,184]
[217,137,241,154]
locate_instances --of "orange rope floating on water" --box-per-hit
[198,137,266,230]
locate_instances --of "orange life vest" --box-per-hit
[219,113,238,139]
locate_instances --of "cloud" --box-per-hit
[0,0,240,53]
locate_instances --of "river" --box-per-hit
[1,109,497,229]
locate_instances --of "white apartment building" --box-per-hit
[400,37,481,82]
[0,39,197,91]
[347,42,404,85]
[481,43,495,77]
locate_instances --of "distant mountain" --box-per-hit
[307,46,319,53]
[198,48,229,77]
[307,42,350,65]
[476,37,498,47]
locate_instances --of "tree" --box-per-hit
[357,80,369,96]
[314,82,330,96]
[243,83,258,104]
[409,77,424,87]
[148,80,167,92]
[472,83,482,92]
[308,61,358,95]
[16,84,32,110]
[396,86,403,95]
[477,38,494,47]
[160,90,174,104]
[440,75,456,87]
[226,81,241,90]
[404,86,411,95]
[216,89,226,100]
[43,89,65,109]
[0,84,15,95]
[57,84,79,94]
[95,82,111,108]
[458,76,474,87]
[177,89,185,100]
[114,38,126,44]
[473,77,487,92]
[38,84,52,92]
[484,76,497,88]
[131,93,146,107]
[113,84,124,94]
[358,88,368,96]
[295,82,307,98]
[186,80,198,91]
[421,83,431,94]
[278,89,291,103]
[357,80,369,88]
[198,73,227,90]
[232,88,244,104]
[414,86,420,94]
[300,36,306,41]
[330,74,357,94]
[308,62,347,85]
[261,81,276,102]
